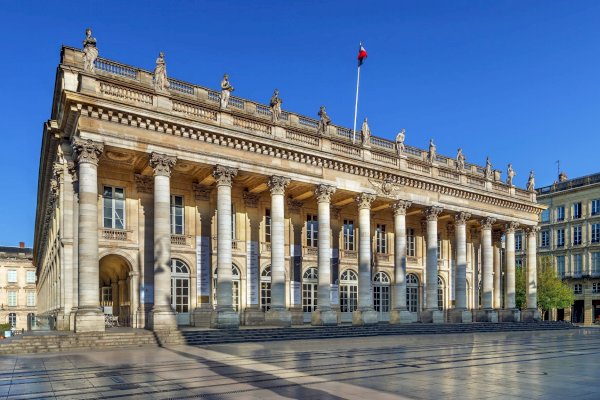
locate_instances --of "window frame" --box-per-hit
[376,224,387,254]
[556,228,565,247]
[26,270,36,284]
[591,223,600,244]
[573,225,582,245]
[406,228,416,257]
[592,199,600,216]
[7,291,17,307]
[343,219,355,251]
[170,195,185,235]
[103,186,126,230]
[26,291,36,307]
[540,230,550,247]
[556,206,565,221]
[265,209,271,243]
[573,202,582,219]
[7,270,17,283]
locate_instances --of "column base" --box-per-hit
[149,307,178,331]
[521,308,541,322]
[264,309,292,327]
[389,309,417,324]
[352,309,378,325]
[192,306,214,328]
[69,307,78,332]
[448,309,473,323]
[474,309,499,323]
[421,309,446,323]
[499,309,521,322]
[290,307,304,326]
[210,309,240,329]
[55,308,70,331]
[74,307,105,333]
[311,309,338,326]
[243,306,266,326]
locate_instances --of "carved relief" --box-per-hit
[454,212,471,225]
[479,217,496,230]
[149,152,177,177]
[526,225,540,236]
[369,176,402,198]
[267,176,290,195]
[193,183,212,201]
[423,206,443,221]
[315,184,336,203]
[212,165,238,186]
[330,206,342,219]
[505,221,520,234]
[355,193,376,209]
[72,138,104,166]
[391,200,412,216]
[134,174,153,194]
[243,192,260,208]
[287,199,303,214]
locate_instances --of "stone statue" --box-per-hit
[456,148,465,171]
[269,89,283,122]
[395,129,405,156]
[506,163,516,186]
[220,74,234,108]
[527,170,535,192]
[361,117,371,146]
[317,106,331,134]
[427,139,436,164]
[484,157,492,180]
[153,52,169,91]
[82,28,98,73]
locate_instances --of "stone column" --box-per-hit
[449,212,472,323]
[500,222,520,322]
[129,271,140,328]
[312,184,337,326]
[476,217,498,322]
[493,231,502,309]
[265,176,292,326]
[390,200,414,324]
[72,138,105,332]
[211,165,239,328]
[523,226,541,321]
[353,193,378,325]
[118,279,126,324]
[422,206,444,323]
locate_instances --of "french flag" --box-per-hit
[357,43,368,66]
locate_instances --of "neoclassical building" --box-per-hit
[34,35,544,332]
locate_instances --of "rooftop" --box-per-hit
[0,246,33,259]
[536,172,600,196]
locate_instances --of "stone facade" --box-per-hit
[0,245,37,331]
[537,173,600,324]
[33,42,544,332]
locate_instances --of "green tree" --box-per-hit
[515,266,526,309]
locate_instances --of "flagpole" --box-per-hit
[352,63,361,144]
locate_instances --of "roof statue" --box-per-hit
[484,157,493,180]
[220,74,234,109]
[269,89,283,122]
[317,106,331,135]
[361,117,371,147]
[395,129,405,156]
[506,163,516,186]
[153,52,169,91]
[427,139,436,164]
[82,28,98,73]
[456,148,465,171]
[527,170,535,192]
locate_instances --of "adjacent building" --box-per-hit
[34,34,544,333]
[0,244,37,330]
[537,172,600,324]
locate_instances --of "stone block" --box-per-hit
[311,310,338,326]
[389,309,417,324]
[421,309,446,323]
[291,308,304,326]
[474,309,499,323]
[210,310,240,329]
[448,309,473,323]
[192,307,213,328]
[521,308,542,322]
[75,308,105,333]
[149,308,178,331]
[499,309,521,322]
[243,308,266,326]
[264,309,292,327]
[352,309,378,326]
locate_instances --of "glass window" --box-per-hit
[306,214,318,247]
[573,226,582,245]
[373,272,391,313]
[343,219,355,251]
[573,254,583,275]
[556,256,565,278]
[591,223,600,244]
[7,270,17,283]
[592,252,600,275]
[406,228,416,257]
[103,186,125,229]
[556,206,565,222]
[437,276,445,311]
[26,292,36,307]
[515,234,523,251]
[340,270,358,313]
[101,286,112,303]
[171,259,190,314]
[8,291,17,307]
[26,270,36,284]
[592,200,600,216]
[573,202,582,219]
[302,268,318,313]
[406,274,419,312]
[8,313,16,328]
[260,266,272,312]
[170,195,184,235]
[574,283,582,294]
[541,230,550,247]
[593,283,600,294]
[265,209,271,243]
[556,229,565,247]
[231,204,236,240]
[376,224,387,254]
[437,236,443,260]
[540,209,550,223]
[516,258,523,268]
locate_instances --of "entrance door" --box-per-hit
[302,268,318,322]
[373,272,390,322]
[340,269,358,323]
[171,259,190,325]
[212,265,242,316]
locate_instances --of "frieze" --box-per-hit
[134,174,153,194]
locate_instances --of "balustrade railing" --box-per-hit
[171,234,190,246]
[168,78,194,95]
[94,58,138,79]
[303,246,318,256]
[371,136,394,150]
[101,228,129,241]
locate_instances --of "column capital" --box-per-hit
[392,200,412,216]
[67,160,78,182]
[287,198,303,214]
[72,138,104,166]
[423,206,443,221]
[267,175,290,195]
[479,217,496,230]
[243,192,260,208]
[526,225,540,236]
[150,152,177,177]
[314,184,336,203]
[454,212,471,226]
[134,174,153,194]
[505,221,520,234]
[356,193,376,209]
[193,183,212,201]
[213,165,238,186]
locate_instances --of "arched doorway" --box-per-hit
[406,273,419,314]
[99,254,132,326]
[260,265,272,312]
[212,264,242,313]
[302,267,318,322]
[340,269,358,323]
[27,313,36,331]
[171,259,191,326]
[437,275,445,311]
[373,271,391,321]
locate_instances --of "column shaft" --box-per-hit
[216,183,233,311]
[527,228,538,309]
[393,202,410,310]
[505,225,517,309]
[153,173,172,309]
[480,218,495,309]
[424,207,442,311]
[358,204,372,310]
[493,238,501,309]
[317,195,332,310]
[455,214,469,310]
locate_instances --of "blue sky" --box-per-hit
[1,1,599,246]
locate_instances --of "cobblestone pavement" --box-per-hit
[1,328,599,399]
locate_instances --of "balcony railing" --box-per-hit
[101,228,130,241]
[341,250,357,259]
[303,246,318,257]
[171,234,191,246]
[261,242,272,252]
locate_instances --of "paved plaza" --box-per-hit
[1,328,599,399]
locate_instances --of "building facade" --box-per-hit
[0,244,37,330]
[537,173,600,324]
[34,35,544,333]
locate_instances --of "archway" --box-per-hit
[406,273,419,313]
[302,267,318,322]
[99,254,132,327]
[373,271,391,321]
[212,264,242,313]
[340,269,358,323]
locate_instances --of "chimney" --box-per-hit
[19,242,25,248]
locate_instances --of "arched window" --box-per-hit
[261,265,272,312]
[406,273,419,313]
[340,269,358,313]
[373,272,391,317]
[437,276,445,311]
[213,265,242,312]
[8,313,16,328]
[302,267,318,314]
[170,259,190,316]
